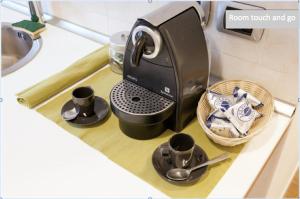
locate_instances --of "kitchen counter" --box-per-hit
[1,6,295,198]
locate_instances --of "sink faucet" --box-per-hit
[28,1,44,23]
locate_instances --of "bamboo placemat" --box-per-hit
[37,66,243,198]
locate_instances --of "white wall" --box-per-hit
[42,1,168,36]
[38,1,298,104]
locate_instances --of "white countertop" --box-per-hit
[1,6,293,198]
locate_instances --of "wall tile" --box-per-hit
[259,29,298,73]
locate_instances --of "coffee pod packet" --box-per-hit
[233,87,264,108]
[221,99,262,136]
[207,90,234,113]
[206,111,241,138]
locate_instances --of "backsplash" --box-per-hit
[205,1,298,104]
[42,1,168,36]
[9,1,298,104]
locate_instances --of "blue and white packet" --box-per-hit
[206,112,241,138]
[233,87,264,108]
[221,99,262,136]
[207,90,234,118]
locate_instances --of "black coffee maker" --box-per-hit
[110,2,209,139]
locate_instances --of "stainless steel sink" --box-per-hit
[1,22,42,76]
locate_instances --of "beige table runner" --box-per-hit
[37,66,243,198]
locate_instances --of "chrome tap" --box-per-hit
[28,1,44,23]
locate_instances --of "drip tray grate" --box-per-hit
[110,80,175,115]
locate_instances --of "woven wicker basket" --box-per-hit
[197,80,274,146]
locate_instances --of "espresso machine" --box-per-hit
[110,2,209,139]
